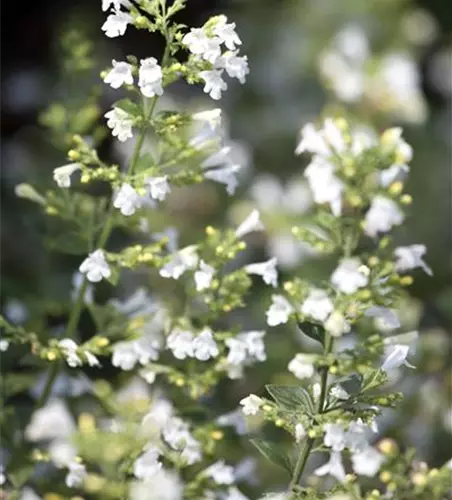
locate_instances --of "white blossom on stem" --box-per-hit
[218,52,249,83]
[166,329,194,360]
[59,339,82,368]
[192,328,219,361]
[381,344,415,371]
[235,210,265,238]
[194,260,215,291]
[351,447,385,477]
[240,394,263,416]
[331,258,369,294]
[301,288,334,322]
[133,447,162,479]
[101,10,132,38]
[288,354,315,380]
[204,461,235,485]
[145,176,171,201]
[79,249,111,283]
[103,60,133,89]
[53,163,81,188]
[213,16,242,50]
[365,306,400,330]
[394,244,432,276]
[245,258,278,287]
[138,58,164,98]
[200,70,228,100]
[266,295,294,326]
[113,183,142,216]
[65,461,87,488]
[204,164,242,195]
[364,196,404,237]
[160,246,198,280]
[314,451,346,482]
[105,107,134,142]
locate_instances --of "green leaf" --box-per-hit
[45,231,89,255]
[115,98,143,119]
[250,438,293,474]
[106,266,120,287]
[361,368,386,392]
[297,321,325,346]
[336,373,363,396]
[266,385,315,414]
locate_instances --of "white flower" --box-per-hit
[213,16,242,50]
[145,176,170,201]
[113,183,142,216]
[204,460,235,485]
[323,118,347,153]
[48,439,77,467]
[160,246,198,280]
[53,163,81,188]
[192,328,219,361]
[330,386,349,400]
[351,447,385,477]
[331,258,369,294]
[59,339,82,367]
[104,60,133,89]
[313,383,321,401]
[140,367,157,384]
[379,163,410,187]
[201,146,232,168]
[266,295,294,326]
[345,420,369,453]
[129,469,183,500]
[218,52,249,83]
[288,354,315,380]
[138,57,164,98]
[323,423,347,451]
[364,306,400,330]
[240,394,263,416]
[301,288,334,321]
[101,10,132,38]
[112,337,160,371]
[204,164,242,195]
[217,409,248,436]
[166,329,194,360]
[25,400,75,441]
[381,344,414,371]
[192,108,222,131]
[295,423,306,443]
[296,123,330,157]
[364,196,404,237]
[200,69,228,100]
[65,461,87,488]
[105,107,134,142]
[225,338,248,366]
[71,272,94,304]
[134,447,162,479]
[380,127,413,163]
[102,0,130,11]
[394,244,432,276]
[325,311,350,337]
[0,339,9,352]
[304,156,344,216]
[240,331,266,362]
[245,258,278,287]
[314,451,346,482]
[112,341,137,370]
[182,28,222,63]
[194,260,215,291]
[79,249,111,283]
[235,209,265,238]
[162,418,202,465]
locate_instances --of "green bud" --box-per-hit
[15,184,46,206]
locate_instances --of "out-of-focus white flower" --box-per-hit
[25,399,75,441]
[235,209,265,238]
[325,311,350,337]
[394,244,432,276]
[192,108,222,131]
[288,354,315,380]
[380,127,413,163]
[134,447,162,479]
[296,123,330,157]
[295,423,306,443]
[182,28,222,63]
[364,196,405,237]
[266,294,294,326]
[162,417,202,465]
[19,488,42,500]
[48,440,77,467]
[65,461,87,488]
[204,164,242,195]
[200,69,228,100]
[218,52,249,83]
[53,163,81,188]
[4,298,28,324]
[129,468,183,500]
[194,260,215,291]
[335,25,369,63]
[240,394,263,416]
[301,288,334,321]
[351,447,385,477]
[114,183,143,216]
[204,460,235,485]
[345,420,369,453]
[139,58,164,98]
[314,451,346,482]
[105,107,134,142]
[245,257,278,287]
[241,331,266,362]
[71,272,94,304]
[192,328,219,361]
[79,249,111,283]
[323,423,347,451]
[331,258,369,294]
[216,409,248,435]
[104,60,133,89]
[145,176,170,201]
[160,246,198,280]
[380,164,410,187]
[202,146,232,168]
[0,339,8,352]
[330,385,349,400]
[112,336,160,371]
[365,306,400,330]
[102,10,132,38]
[59,339,82,367]
[166,329,194,360]
[381,344,415,371]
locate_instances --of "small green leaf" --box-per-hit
[266,385,314,414]
[106,266,120,287]
[250,438,293,474]
[297,321,325,346]
[361,368,386,392]
[336,373,363,396]
[115,98,143,118]
[45,232,89,255]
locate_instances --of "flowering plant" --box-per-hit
[1,1,451,500]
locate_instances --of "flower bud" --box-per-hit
[15,183,46,206]
[400,194,413,205]
[377,438,399,456]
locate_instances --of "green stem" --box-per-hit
[289,332,335,491]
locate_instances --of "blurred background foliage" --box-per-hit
[1,0,451,496]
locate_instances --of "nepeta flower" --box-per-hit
[204,460,235,485]
[288,354,315,380]
[79,249,111,283]
[301,289,334,322]
[162,418,202,465]
[235,209,265,238]
[160,246,198,280]
[200,70,228,100]
[192,328,219,361]
[351,447,385,477]
[365,306,400,330]
[204,164,242,195]
[225,338,248,366]
[113,183,142,216]
[325,311,350,337]
[194,260,215,291]
[245,258,278,287]
[295,423,307,443]
[166,329,194,360]
[331,258,369,294]
[381,344,414,371]
[105,107,134,142]
[134,447,162,479]
[25,400,75,441]
[53,163,81,188]
[213,16,242,50]
[65,461,87,488]
[104,60,133,89]
[102,0,130,11]
[364,196,404,237]
[138,58,164,98]
[314,451,346,482]
[112,336,160,371]
[102,10,132,38]
[182,28,222,63]
[266,295,294,326]
[240,331,266,362]
[218,52,249,83]
[240,394,263,416]
[323,423,347,451]
[330,385,349,400]
[192,108,222,131]
[145,176,170,201]
[394,244,432,276]
[380,127,413,163]
[379,163,410,187]
[59,339,82,367]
